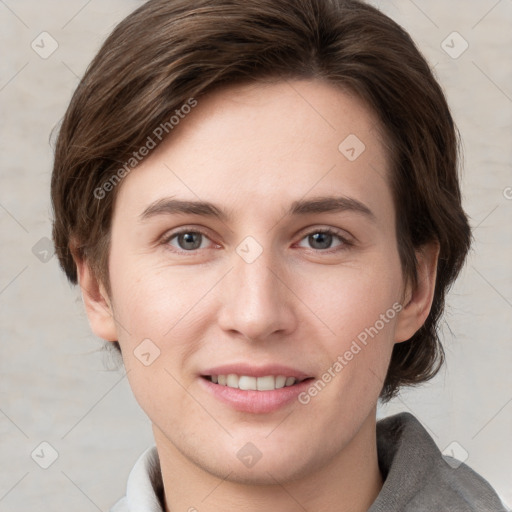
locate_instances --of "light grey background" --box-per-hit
[1,0,511,510]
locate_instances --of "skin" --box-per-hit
[77,79,439,512]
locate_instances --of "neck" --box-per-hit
[154,408,382,512]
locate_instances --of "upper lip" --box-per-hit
[200,363,312,380]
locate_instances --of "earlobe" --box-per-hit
[394,241,440,343]
[74,255,118,342]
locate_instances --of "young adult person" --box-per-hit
[51,0,508,510]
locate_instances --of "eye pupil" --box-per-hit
[309,232,332,250]
[178,232,202,250]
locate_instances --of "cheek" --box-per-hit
[107,258,220,413]
[108,261,209,421]
[294,252,403,398]
[108,257,209,343]
[294,253,403,345]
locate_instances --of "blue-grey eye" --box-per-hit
[172,232,205,250]
[308,232,333,250]
[297,230,345,250]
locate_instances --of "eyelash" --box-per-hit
[161,227,353,254]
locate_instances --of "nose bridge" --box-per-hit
[217,242,296,341]
[237,251,276,306]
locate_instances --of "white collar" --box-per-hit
[111,446,164,511]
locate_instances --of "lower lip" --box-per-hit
[199,377,313,414]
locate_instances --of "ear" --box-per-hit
[394,241,440,343]
[74,254,118,342]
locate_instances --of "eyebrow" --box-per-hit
[139,195,376,223]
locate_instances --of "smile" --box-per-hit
[199,366,314,414]
[203,374,308,391]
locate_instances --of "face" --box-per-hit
[100,79,412,484]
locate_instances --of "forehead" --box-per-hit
[113,79,393,226]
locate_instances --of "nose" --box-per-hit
[217,247,298,342]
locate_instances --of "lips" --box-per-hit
[199,364,314,413]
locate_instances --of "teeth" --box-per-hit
[239,376,257,390]
[275,376,286,389]
[257,375,275,391]
[226,374,238,388]
[210,374,298,390]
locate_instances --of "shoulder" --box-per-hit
[370,412,508,512]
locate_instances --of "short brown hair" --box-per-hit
[51,0,472,401]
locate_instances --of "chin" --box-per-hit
[192,439,326,486]
[204,457,315,486]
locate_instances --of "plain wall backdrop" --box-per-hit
[1,0,511,510]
